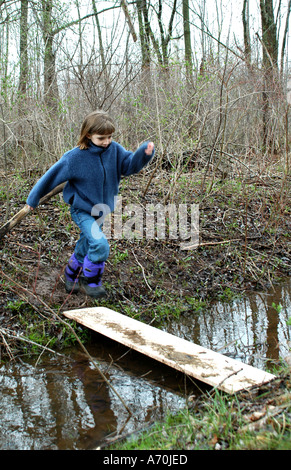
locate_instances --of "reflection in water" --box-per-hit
[0,280,290,450]
[0,346,187,450]
[167,279,291,369]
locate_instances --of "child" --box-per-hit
[26,110,155,298]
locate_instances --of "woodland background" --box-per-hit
[0,2,290,451]
[0,0,290,189]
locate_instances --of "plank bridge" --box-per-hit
[63,306,275,394]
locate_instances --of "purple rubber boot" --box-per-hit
[80,255,107,298]
[64,253,83,294]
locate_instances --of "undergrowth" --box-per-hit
[108,376,291,451]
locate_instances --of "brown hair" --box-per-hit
[77,110,116,149]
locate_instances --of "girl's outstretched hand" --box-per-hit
[145,142,154,156]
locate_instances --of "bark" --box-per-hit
[242,0,251,68]
[42,0,59,109]
[136,0,151,69]
[120,0,137,42]
[156,0,177,69]
[260,0,278,70]
[182,0,193,85]
[91,0,106,71]
[259,0,279,152]
[280,0,291,73]
[18,0,29,97]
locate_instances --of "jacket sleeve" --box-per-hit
[26,156,70,208]
[119,142,154,177]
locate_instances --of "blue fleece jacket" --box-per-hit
[26,141,154,214]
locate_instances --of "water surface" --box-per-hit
[0,279,290,450]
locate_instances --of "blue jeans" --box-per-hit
[70,207,110,263]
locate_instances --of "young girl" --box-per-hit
[26,110,155,298]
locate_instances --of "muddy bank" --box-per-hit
[0,169,290,450]
[0,170,290,355]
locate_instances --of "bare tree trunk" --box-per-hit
[120,0,137,43]
[198,0,206,75]
[182,0,193,85]
[91,0,106,72]
[0,2,10,98]
[136,0,177,71]
[242,0,251,68]
[17,0,29,170]
[280,0,291,74]
[260,0,278,70]
[136,0,151,69]
[156,0,177,69]
[42,0,59,110]
[259,0,279,152]
[18,0,29,97]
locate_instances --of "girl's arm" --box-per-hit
[26,158,69,209]
[120,141,155,176]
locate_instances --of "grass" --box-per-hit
[109,382,291,451]
[2,297,91,357]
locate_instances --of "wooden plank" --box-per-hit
[63,307,276,394]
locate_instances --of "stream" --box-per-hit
[0,279,290,450]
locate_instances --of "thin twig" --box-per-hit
[0,327,64,357]
[181,238,240,251]
[132,249,152,291]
